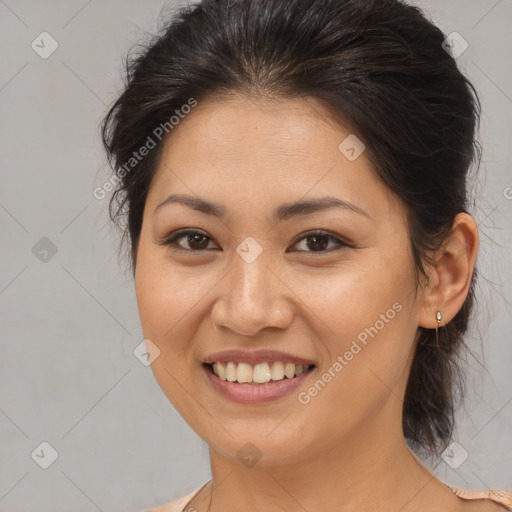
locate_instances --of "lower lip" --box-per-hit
[203,364,314,404]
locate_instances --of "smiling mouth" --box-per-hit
[204,361,316,384]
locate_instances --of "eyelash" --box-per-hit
[158,229,353,254]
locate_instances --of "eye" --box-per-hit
[159,229,218,252]
[289,230,351,253]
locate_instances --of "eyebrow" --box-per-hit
[153,193,370,221]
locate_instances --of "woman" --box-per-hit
[101,0,511,510]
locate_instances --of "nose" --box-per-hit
[210,250,294,337]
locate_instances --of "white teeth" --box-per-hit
[210,361,312,384]
[253,363,272,383]
[284,363,295,379]
[226,361,237,382]
[236,362,253,383]
[271,361,285,381]
[217,362,226,380]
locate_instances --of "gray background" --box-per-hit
[0,1,511,511]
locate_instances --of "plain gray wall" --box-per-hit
[0,1,510,511]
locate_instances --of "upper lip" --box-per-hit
[203,349,316,366]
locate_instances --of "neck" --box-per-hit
[202,406,454,512]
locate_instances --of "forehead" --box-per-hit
[159,94,350,165]
[146,94,399,222]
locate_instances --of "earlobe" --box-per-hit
[418,213,479,329]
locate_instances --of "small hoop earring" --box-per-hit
[435,311,442,347]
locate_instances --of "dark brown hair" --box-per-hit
[101,0,481,457]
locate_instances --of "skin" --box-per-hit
[135,95,489,511]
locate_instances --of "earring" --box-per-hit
[435,311,442,347]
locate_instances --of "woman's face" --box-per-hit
[135,95,423,466]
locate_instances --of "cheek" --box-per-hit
[134,248,195,375]
[293,251,418,429]
[294,251,417,384]
[135,244,210,341]
[291,248,414,341]
[134,249,209,423]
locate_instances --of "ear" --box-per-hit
[418,213,479,328]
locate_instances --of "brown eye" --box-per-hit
[161,230,217,252]
[291,231,350,253]
[304,234,330,252]
[184,233,210,250]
